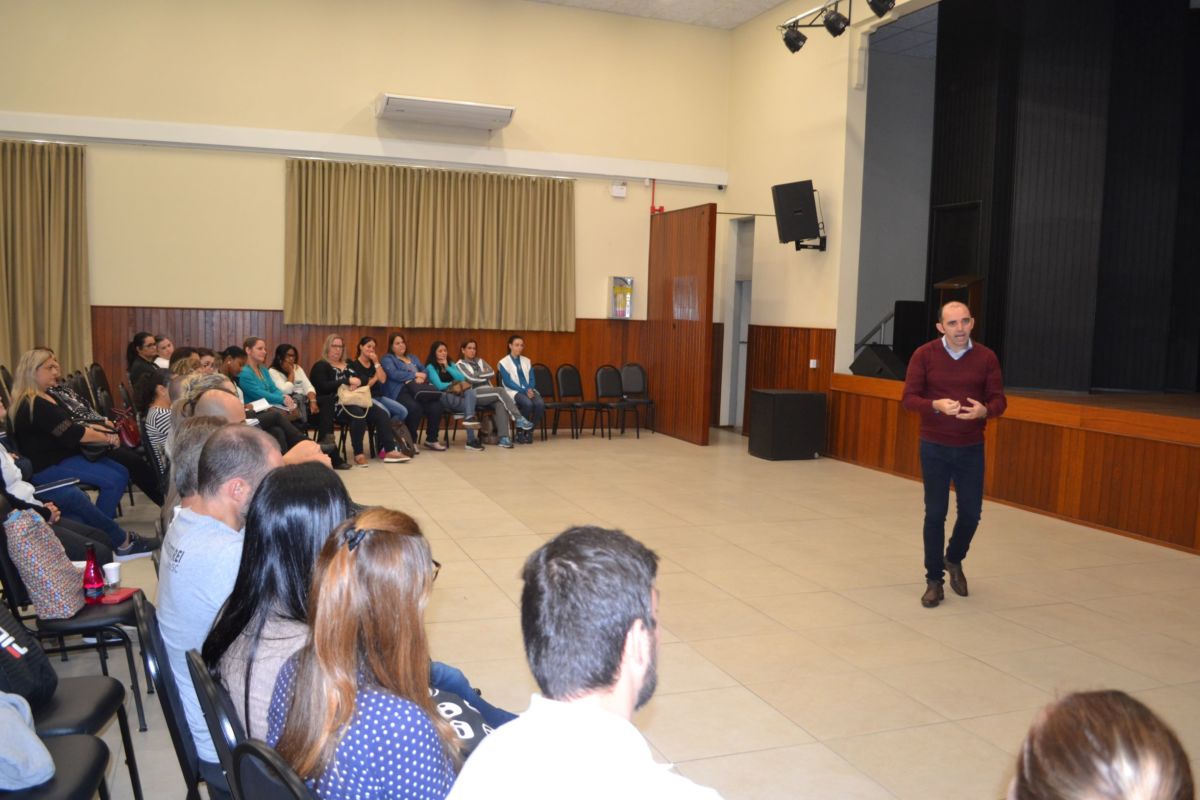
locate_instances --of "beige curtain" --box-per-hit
[285,160,575,331]
[0,140,92,372]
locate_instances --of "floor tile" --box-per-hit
[827,723,1013,800]
[675,743,896,800]
[871,658,1052,720]
[638,686,813,762]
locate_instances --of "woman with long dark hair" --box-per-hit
[381,332,445,452]
[310,334,408,466]
[203,463,353,739]
[269,509,465,798]
[425,340,483,452]
[268,343,318,425]
[126,331,159,387]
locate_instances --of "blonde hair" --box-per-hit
[320,333,345,363]
[170,353,201,378]
[1012,691,1193,800]
[11,348,56,421]
[275,507,459,778]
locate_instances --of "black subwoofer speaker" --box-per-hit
[749,389,826,461]
[850,344,907,381]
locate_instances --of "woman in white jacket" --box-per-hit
[268,343,318,425]
[497,335,545,445]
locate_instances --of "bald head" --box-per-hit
[194,388,246,423]
[939,301,971,323]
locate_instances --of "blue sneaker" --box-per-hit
[499,436,513,448]
[515,416,535,431]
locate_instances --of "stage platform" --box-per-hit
[826,374,1200,553]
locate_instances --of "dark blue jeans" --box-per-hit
[919,440,984,583]
[33,455,129,519]
[430,661,516,729]
[41,484,129,549]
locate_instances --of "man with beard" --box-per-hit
[448,526,722,800]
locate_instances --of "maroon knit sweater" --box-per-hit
[901,339,1007,446]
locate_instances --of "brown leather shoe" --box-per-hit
[944,559,968,597]
[921,580,944,608]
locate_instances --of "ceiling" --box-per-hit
[526,0,791,30]
[868,3,938,59]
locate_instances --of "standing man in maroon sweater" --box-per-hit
[901,301,1006,608]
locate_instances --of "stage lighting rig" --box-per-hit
[778,0,894,53]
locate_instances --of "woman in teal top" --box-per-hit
[424,341,483,452]
[239,337,297,414]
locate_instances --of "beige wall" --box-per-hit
[2,0,929,351]
[1,0,729,318]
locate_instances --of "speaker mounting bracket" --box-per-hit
[794,236,827,252]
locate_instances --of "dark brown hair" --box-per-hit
[1011,690,1193,800]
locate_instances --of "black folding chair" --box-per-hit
[0,507,149,731]
[532,363,577,440]
[621,362,656,433]
[0,734,110,800]
[186,649,246,790]
[595,365,640,439]
[33,675,145,800]
[232,739,314,800]
[133,594,206,800]
[88,363,115,418]
[555,364,603,437]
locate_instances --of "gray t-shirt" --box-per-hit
[156,507,243,764]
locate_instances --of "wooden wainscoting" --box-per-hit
[828,374,1200,552]
[90,306,726,446]
[741,325,837,438]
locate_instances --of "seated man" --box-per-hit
[448,526,722,800]
[158,415,228,535]
[157,424,283,799]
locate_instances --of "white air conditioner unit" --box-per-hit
[374,94,515,130]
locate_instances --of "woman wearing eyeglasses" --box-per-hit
[268,508,495,799]
[268,343,318,425]
[309,335,409,466]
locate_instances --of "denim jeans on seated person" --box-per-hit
[374,396,408,422]
[919,440,984,583]
[430,661,516,729]
[40,484,129,549]
[33,455,129,519]
[440,391,479,444]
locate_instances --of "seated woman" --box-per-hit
[353,336,412,454]
[167,348,201,403]
[9,349,158,560]
[456,339,535,449]
[268,508,496,798]
[132,371,173,471]
[498,335,545,445]
[268,343,318,426]
[2,398,117,564]
[195,347,218,375]
[239,337,297,416]
[381,333,445,453]
[425,341,483,452]
[309,334,409,466]
[1009,690,1193,800]
[204,465,512,740]
[126,331,160,388]
[153,335,175,372]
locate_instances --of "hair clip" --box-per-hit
[344,527,372,552]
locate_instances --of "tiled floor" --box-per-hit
[59,427,1200,799]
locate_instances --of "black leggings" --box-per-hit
[333,404,397,456]
[399,385,445,443]
[104,445,165,506]
[53,518,115,564]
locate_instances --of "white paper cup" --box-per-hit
[102,562,121,588]
[71,560,87,572]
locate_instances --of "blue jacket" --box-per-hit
[238,364,285,405]
[425,362,468,391]
[379,353,425,400]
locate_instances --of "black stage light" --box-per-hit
[823,8,849,36]
[867,0,895,17]
[782,25,808,53]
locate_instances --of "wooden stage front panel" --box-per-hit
[828,374,1200,552]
